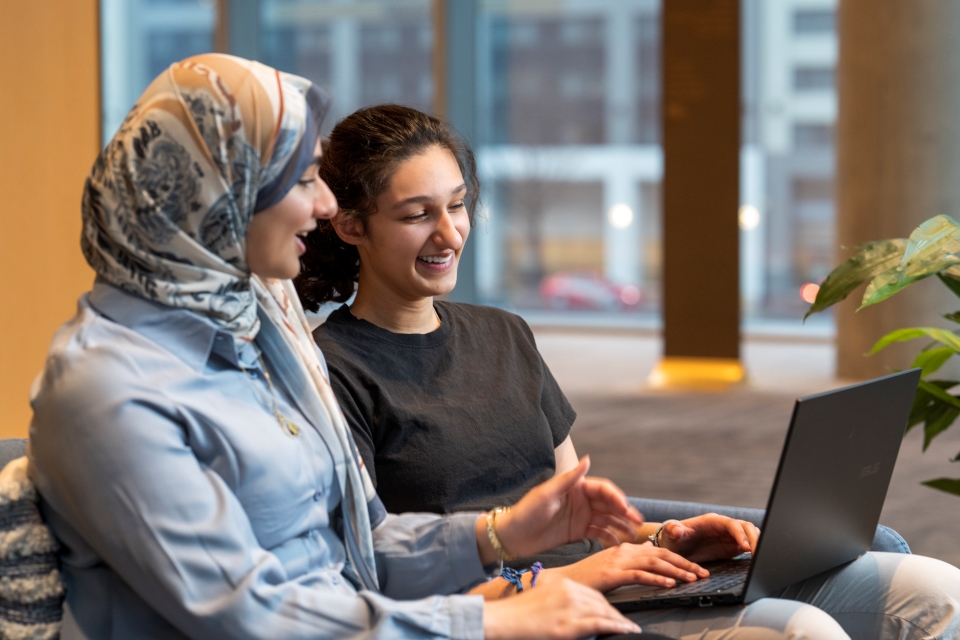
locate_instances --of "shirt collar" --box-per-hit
[88,280,257,371]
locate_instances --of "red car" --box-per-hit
[540,273,642,311]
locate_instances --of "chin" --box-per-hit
[433,278,457,296]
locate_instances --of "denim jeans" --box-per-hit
[627,552,960,639]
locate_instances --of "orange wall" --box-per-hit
[0,2,100,438]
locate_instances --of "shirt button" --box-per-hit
[313,490,323,502]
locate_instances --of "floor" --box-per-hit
[533,330,960,568]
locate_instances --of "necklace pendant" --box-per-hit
[275,410,301,437]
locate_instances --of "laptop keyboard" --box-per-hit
[660,558,748,595]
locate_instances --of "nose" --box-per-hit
[313,177,338,220]
[432,210,465,251]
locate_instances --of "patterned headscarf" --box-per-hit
[82,53,326,340]
[81,54,382,591]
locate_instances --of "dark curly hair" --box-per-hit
[294,104,480,311]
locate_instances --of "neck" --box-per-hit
[349,274,439,335]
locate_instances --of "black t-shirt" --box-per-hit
[314,301,576,514]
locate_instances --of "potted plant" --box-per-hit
[806,214,960,497]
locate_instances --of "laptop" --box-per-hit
[606,369,921,612]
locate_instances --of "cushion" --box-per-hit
[0,457,63,639]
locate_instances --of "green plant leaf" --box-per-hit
[921,477,960,497]
[862,258,960,309]
[870,327,960,355]
[923,405,960,451]
[938,271,960,300]
[943,310,960,324]
[917,379,960,407]
[907,394,937,433]
[911,347,956,378]
[860,216,960,309]
[804,239,906,319]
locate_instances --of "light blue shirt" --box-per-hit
[28,282,487,640]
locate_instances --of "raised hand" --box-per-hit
[487,457,644,561]
[483,578,642,640]
[657,514,760,563]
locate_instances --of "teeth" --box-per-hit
[419,255,452,264]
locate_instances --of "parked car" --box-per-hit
[540,272,642,311]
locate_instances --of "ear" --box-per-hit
[332,213,365,247]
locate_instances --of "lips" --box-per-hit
[417,253,455,272]
[295,229,313,255]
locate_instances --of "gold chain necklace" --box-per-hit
[237,353,301,438]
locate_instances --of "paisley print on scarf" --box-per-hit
[81,54,317,339]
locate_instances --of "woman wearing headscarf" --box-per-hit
[26,54,648,640]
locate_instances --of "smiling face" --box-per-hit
[340,145,470,302]
[246,140,338,279]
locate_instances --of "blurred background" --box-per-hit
[99,0,835,333]
[5,0,960,565]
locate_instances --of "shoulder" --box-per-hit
[31,298,182,436]
[312,305,366,367]
[437,302,536,343]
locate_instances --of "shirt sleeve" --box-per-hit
[29,351,484,640]
[373,513,490,598]
[538,353,577,447]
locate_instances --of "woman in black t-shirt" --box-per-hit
[291,106,960,640]
[294,105,760,594]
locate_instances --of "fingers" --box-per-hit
[536,456,591,501]
[587,513,640,545]
[483,579,643,640]
[622,544,708,581]
[721,517,758,553]
[591,526,624,549]
[562,581,642,637]
[743,520,761,553]
[580,477,644,524]
[664,515,763,562]
[575,544,709,592]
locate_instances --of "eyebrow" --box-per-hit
[393,183,467,209]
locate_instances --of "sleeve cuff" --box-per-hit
[446,513,490,590]
[448,594,485,640]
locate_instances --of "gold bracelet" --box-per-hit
[485,506,516,561]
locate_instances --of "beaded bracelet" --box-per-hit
[500,562,544,593]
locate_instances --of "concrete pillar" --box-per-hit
[836,0,960,378]
[654,0,742,388]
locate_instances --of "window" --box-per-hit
[793,66,835,91]
[100,0,215,143]
[99,0,839,331]
[793,123,834,149]
[476,2,660,318]
[793,9,835,34]
[260,0,433,133]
